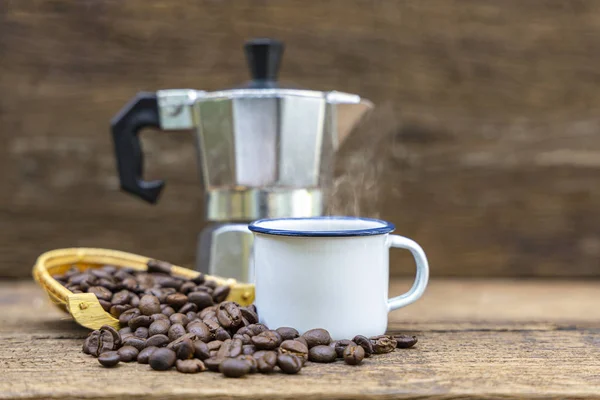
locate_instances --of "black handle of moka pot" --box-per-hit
[244,38,284,88]
[110,92,164,204]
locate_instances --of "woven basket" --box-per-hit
[32,248,255,331]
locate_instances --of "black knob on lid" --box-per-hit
[244,38,284,88]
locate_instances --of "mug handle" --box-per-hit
[386,235,430,311]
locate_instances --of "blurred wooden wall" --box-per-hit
[2,0,600,278]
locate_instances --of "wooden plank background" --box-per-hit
[2,0,600,278]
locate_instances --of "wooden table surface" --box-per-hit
[1,279,599,399]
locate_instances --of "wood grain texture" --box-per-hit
[2,279,600,399]
[2,1,600,278]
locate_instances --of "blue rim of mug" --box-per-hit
[248,216,395,237]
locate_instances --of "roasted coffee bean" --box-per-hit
[88,286,112,301]
[252,350,274,360]
[216,339,233,359]
[207,340,223,351]
[84,331,101,356]
[309,345,337,363]
[252,330,282,350]
[118,326,131,335]
[237,355,257,373]
[213,328,229,341]
[193,286,212,294]
[97,278,118,291]
[202,310,217,321]
[294,336,309,348]
[161,306,175,317]
[117,345,139,362]
[212,286,230,303]
[100,265,117,274]
[187,291,214,310]
[148,288,168,304]
[161,277,182,290]
[330,340,357,358]
[110,304,132,318]
[147,259,172,274]
[176,358,206,373]
[352,335,374,358]
[149,348,176,371]
[217,302,243,329]
[199,305,217,319]
[148,319,170,337]
[90,268,112,280]
[168,324,186,342]
[100,325,121,344]
[179,281,196,295]
[343,345,365,365]
[242,344,256,355]
[98,351,120,367]
[88,325,120,356]
[233,333,252,345]
[137,346,158,364]
[278,340,309,363]
[393,335,418,349]
[277,354,302,374]
[151,313,169,322]
[70,272,96,286]
[173,337,195,360]
[229,338,243,358]
[166,293,188,308]
[134,327,149,339]
[240,307,258,324]
[122,337,146,351]
[169,313,189,326]
[236,326,250,336]
[121,277,138,291]
[193,341,210,360]
[98,299,112,312]
[187,321,212,342]
[248,324,269,336]
[139,295,161,316]
[204,357,222,372]
[370,335,397,354]
[302,328,331,348]
[120,333,133,341]
[209,350,218,358]
[185,311,198,321]
[114,269,133,281]
[167,333,197,349]
[130,294,140,307]
[118,308,141,325]
[220,357,250,378]
[205,280,217,290]
[256,351,277,373]
[179,303,198,314]
[128,315,152,330]
[145,334,170,348]
[276,327,299,341]
[191,273,205,285]
[203,317,221,334]
[135,273,155,290]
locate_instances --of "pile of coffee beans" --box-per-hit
[54,260,418,378]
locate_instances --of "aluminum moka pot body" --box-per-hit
[111,39,374,282]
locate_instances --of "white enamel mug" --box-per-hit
[248,216,430,340]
